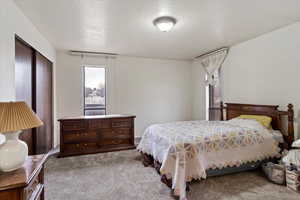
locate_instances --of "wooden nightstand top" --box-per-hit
[0,154,48,191]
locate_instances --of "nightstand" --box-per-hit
[0,154,48,200]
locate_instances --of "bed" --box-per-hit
[137,103,294,200]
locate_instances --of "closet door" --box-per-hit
[35,52,53,154]
[15,39,34,155]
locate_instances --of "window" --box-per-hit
[83,66,106,115]
[206,69,222,120]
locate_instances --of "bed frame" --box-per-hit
[140,103,295,194]
[219,102,294,148]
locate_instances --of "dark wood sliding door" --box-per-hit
[15,39,35,155]
[15,36,53,155]
[35,52,53,154]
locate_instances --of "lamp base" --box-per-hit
[0,131,28,172]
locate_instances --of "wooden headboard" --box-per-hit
[211,102,294,148]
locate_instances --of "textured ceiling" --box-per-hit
[14,0,300,60]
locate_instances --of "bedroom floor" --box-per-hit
[45,150,299,200]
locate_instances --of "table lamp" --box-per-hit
[0,102,43,172]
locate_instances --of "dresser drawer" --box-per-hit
[99,128,131,138]
[63,131,98,143]
[0,191,19,200]
[64,142,98,152]
[88,119,111,129]
[112,119,132,128]
[62,120,85,131]
[113,128,131,136]
[98,138,131,147]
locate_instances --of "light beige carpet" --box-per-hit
[45,150,299,200]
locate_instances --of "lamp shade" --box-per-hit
[0,102,43,133]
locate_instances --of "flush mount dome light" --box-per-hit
[153,16,177,32]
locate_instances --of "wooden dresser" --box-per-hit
[58,115,136,157]
[0,154,47,200]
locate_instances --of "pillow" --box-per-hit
[238,115,272,128]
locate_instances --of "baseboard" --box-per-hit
[47,138,141,159]
[47,146,60,158]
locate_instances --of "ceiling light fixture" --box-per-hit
[153,16,177,32]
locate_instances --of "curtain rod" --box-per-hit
[194,47,229,59]
[69,50,118,56]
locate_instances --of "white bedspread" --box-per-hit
[137,119,281,200]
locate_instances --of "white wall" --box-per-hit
[192,22,300,139]
[222,22,300,138]
[56,51,193,140]
[0,0,57,143]
[0,0,56,101]
[191,59,207,120]
[55,52,118,119]
[115,56,192,137]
